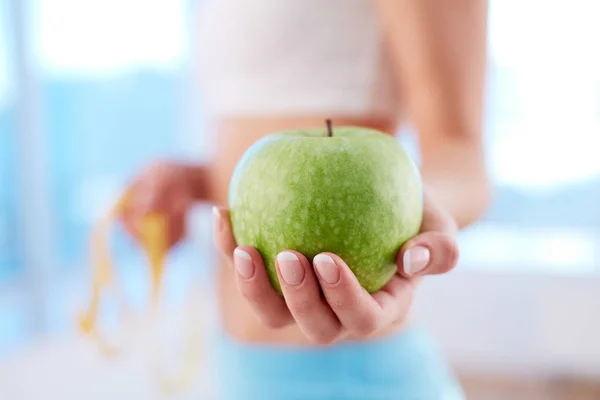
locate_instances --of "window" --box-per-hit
[459,0,600,275]
[0,0,28,355]
[0,0,201,354]
[0,0,20,284]
[34,0,192,269]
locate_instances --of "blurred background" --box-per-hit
[0,0,599,399]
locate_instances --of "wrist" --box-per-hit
[420,138,491,229]
[423,172,492,230]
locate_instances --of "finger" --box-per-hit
[394,186,460,277]
[313,253,385,338]
[121,198,189,248]
[234,247,293,329]
[126,162,179,217]
[276,251,342,345]
[132,178,160,214]
[397,231,459,277]
[419,185,458,234]
[134,161,174,212]
[212,206,236,262]
[166,210,186,247]
[163,193,193,247]
[120,208,141,240]
[119,179,164,239]
[371,275,417,327]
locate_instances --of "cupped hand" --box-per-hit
[213,186,459,344]
[120,161,196,247]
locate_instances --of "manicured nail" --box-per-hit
[234,248,254,279]
[277,252,305,286]
[212,206,223,232]
[403,246,430,276]
[313,254,339,284]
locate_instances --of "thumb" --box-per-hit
[396,185,459,278]
[397,231,459,278]
[212,206,237,263]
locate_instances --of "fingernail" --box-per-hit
[313,254,339,285]
[234,248,254,279]
[403,246,430,276]
[212,206,223,232]
[277,252,305,286]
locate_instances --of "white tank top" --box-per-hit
[195,0,399,119]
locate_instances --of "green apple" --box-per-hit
[228,123,423,294]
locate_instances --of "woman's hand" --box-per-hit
[120,161,197,247]
[213,186,459,345]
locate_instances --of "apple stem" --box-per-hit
[326,119,333,137]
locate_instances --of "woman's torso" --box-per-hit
[195,0,408,345]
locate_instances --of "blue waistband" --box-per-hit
[207,326,464,400]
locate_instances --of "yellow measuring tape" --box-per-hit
[78,190,202,393]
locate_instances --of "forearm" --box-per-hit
[373,0,488,141]
[373,0,490,228]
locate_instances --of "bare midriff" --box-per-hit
[210,115,411,345]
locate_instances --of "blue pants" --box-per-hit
[209,326,465,400]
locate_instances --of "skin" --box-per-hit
[122,0,490,345]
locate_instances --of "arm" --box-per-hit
[373,0,491,228]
